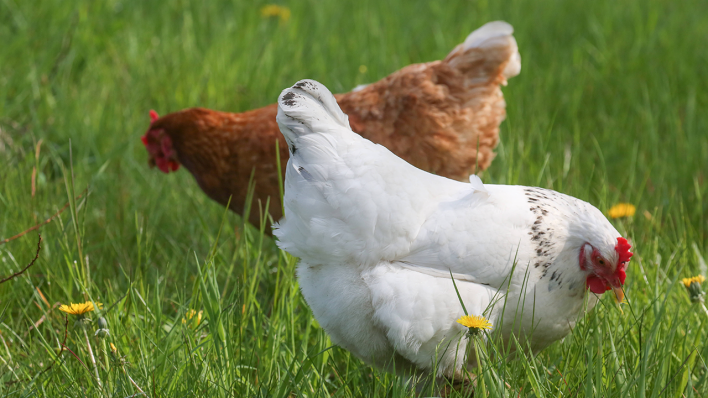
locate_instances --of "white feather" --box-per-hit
[468,174,489,196]
[461,21,514,50]
[448,20,521,80]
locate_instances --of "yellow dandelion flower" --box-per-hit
[608,203,636,219]
[682,275,705,288]
[110,343,117,354]
[456,314,492,334]
[260,5,291,23]
[182,309,204,326]
[58,301,102,316]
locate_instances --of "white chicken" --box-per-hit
[274,80,633,379]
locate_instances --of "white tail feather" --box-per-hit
[461,21,514,50]
[445,20,521,82]
[276,79,351,152]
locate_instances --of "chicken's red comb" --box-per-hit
[615,237,633,264]
[149,110,159,123]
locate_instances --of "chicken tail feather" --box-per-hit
[444,21,521,86]
[276,79,352,154]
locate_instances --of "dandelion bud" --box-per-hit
[94,316,110,338]
[683,275,706,303]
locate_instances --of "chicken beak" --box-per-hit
[612,285,625,305]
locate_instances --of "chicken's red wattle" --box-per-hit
[586,275,609,294]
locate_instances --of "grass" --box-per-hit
[1,0,707,396]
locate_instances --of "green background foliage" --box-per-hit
[1,0,706,396]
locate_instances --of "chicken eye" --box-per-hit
[598,259,605,265]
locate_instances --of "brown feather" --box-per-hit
[145,28,518,231]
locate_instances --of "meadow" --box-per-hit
[1,0,707,396]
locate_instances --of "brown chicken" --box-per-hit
[142,21,520,229]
